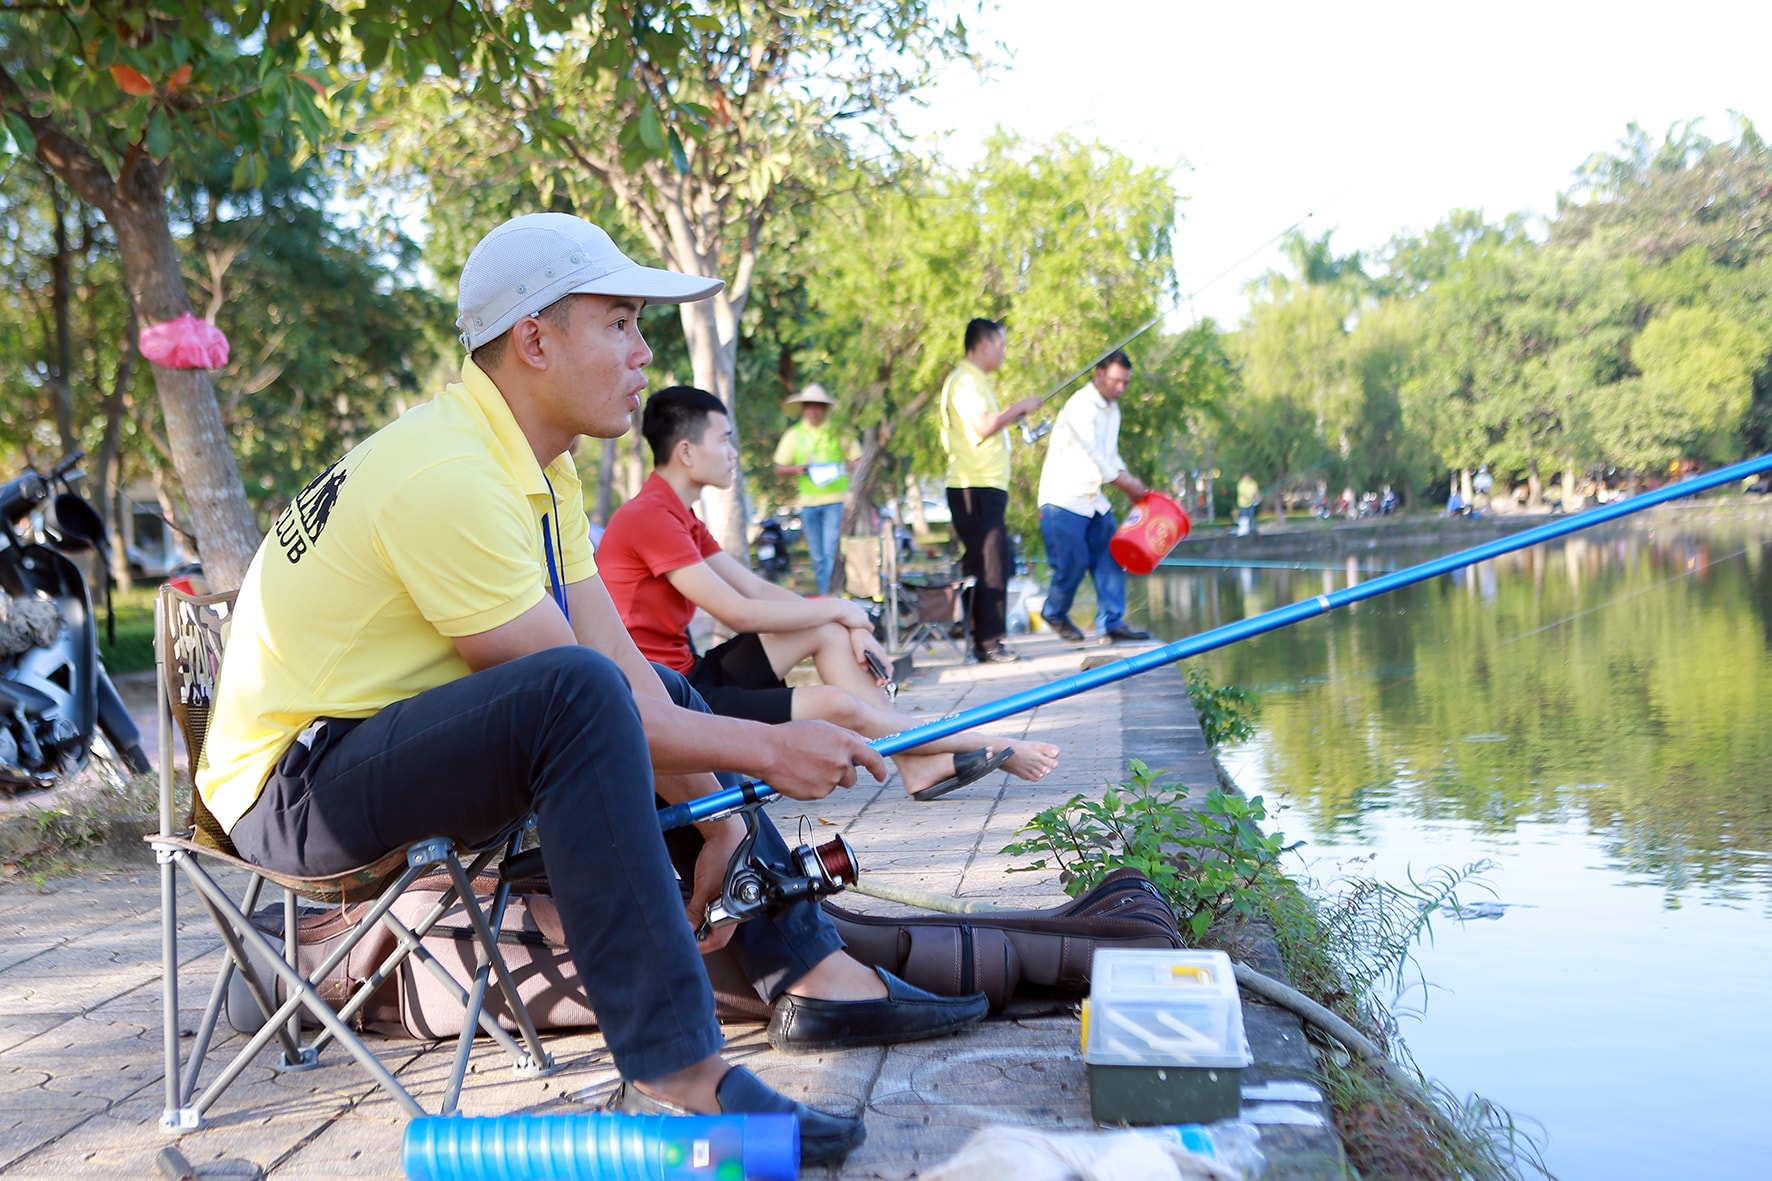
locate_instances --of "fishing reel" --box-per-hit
[698,801,859,939]
[1018,418,1052,445]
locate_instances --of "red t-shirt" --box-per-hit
[598,473,722,672]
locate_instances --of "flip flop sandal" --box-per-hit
[911,746,1015,802]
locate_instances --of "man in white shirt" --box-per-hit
[1035,350,1152,644]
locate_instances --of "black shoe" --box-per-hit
[767,967,989,1054]
[976,643,1021,663]
[1044,615,1086,644]
[1101,626,1152,644]
[608,1063,865,1167]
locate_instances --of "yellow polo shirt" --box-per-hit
[939,360,1011,490]
[197,359,597,832]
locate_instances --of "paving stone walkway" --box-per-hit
[0,632,1346,1179]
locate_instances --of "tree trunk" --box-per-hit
[106,165,261,590]
[1527,458,1543,508]
[47,175,78,457]
[97,305,139,593]
[906,473,929,536]
[679,295,749,556]
[594,436,618,526]
[24,109,262,591]
[842,425,886,538]
[624,408,646,501]
[1560,468,1578,511]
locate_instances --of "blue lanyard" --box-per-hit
[542,475,570,622]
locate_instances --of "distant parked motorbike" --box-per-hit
[753,516,791,582]
[0,453,152,794]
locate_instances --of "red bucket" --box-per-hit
[1109,491,1190,575]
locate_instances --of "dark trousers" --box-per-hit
[947,485,1011,655]
[230,647,842,1081]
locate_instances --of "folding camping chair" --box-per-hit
[149,584,554,1131]
[898,573,975,662]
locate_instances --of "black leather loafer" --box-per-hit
[608,1063,865,1167]
[1102,625,1152,643]
[767,967,989,1054]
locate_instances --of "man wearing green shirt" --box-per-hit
[939,318,1044,662]
[772,384,860,595]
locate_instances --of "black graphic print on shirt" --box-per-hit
[275,462,348,564]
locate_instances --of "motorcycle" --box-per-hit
[752,515,791,582]
[0,453,153,794]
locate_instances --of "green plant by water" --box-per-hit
[1266,863,1553,1181]
[1000,758,1296,939]
[1183,661,1259,748]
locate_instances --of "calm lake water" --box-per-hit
[1128,510,1772,1181]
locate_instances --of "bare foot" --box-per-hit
[1004,741,1060,782]
[784,950,889,1001]
[891,749,960,796]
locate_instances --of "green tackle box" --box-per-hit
[1082,949,1250,1125]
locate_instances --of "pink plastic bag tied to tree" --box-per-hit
[139,313,230,370]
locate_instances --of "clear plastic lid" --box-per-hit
[1084,950,1252,1069]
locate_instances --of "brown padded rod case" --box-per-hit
[230,866,1182,1036]
[820,867,1184,1012]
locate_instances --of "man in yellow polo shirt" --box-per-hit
[939,317,1044,662]
[198,214,985,1166]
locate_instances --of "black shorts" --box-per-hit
[686,632,796,725]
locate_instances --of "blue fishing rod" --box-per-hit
[660,452,1772,831]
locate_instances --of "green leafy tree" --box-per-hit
[1224,230,1373,504]
[1558,116,1772,269]
[1626,305,1764,463]
[0,156,153,587]
[2,0,731,585]
[376,0,972,556]
[169,151,449,518]
[0,0,342,587]
[802,133,1183,547]
[1343,299,1436,505]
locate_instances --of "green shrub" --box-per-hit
[1183,661,1259,747]
[1001,758,1297,940]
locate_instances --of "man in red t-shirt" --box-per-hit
[599,386,1061,801]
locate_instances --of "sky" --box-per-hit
[899,0,1772,328]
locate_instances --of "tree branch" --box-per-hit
[0,63,118,213]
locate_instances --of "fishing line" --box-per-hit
[1023,207,1322,409]
[1351,544,1753,697]
[1491,544,1750,650]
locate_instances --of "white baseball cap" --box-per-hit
[456,213,724,349]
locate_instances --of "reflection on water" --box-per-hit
[1131,513,1772,1181]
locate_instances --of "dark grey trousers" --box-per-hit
[229,647,843,1080]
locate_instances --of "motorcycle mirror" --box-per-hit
[49,492,107,554]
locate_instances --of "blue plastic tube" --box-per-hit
[659,450,1772,831]
[402,1113,799,1181]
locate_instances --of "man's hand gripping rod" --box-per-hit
[663,451,1772,842]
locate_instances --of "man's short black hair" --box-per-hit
[642,385,728,466]
[1097,349,1133,373]
[964,317,1004,354]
